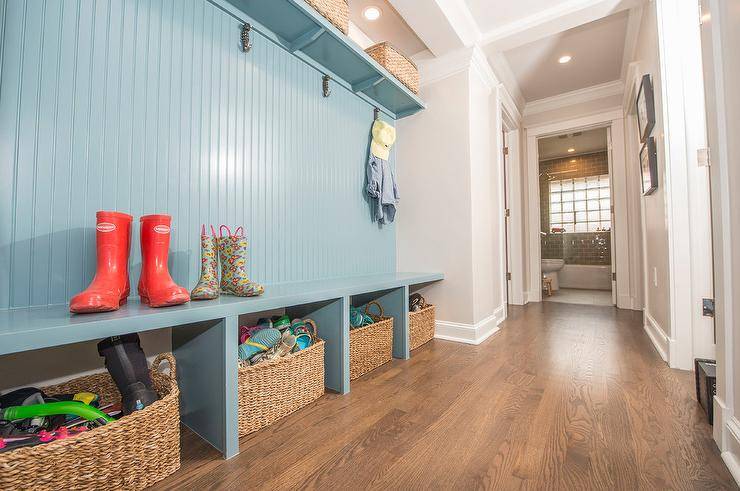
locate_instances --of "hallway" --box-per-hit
[157,303,735,490]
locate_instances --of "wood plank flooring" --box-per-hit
[154,303,736,490]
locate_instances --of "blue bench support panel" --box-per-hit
[172,316,240,459]
[379,286,411,360]
[0,273,442,460]
[287,297,350,394]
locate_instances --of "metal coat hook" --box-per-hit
[374,107,380,120]
[241,23,252,53]
[322,75,331,97]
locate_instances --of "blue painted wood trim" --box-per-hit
[352,75,384,93]
[0,0,399,310]
[288,297,349,394]
[0,273,443,356]
[288,26,325,53]
[208,0,424,119]
[172,316,239,459]
[379,286,410,360]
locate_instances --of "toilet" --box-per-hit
[541,259,565,291]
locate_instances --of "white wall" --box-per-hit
[630,2,672,336]
[396,71,476,325]
[469,68,499,323]
[699,0,740,477]
[397,49,509,343]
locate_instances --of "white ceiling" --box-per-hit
[465,0,574,34]
[538,127,608,160]
[502,11,629,101]
[350,0,638,106]
[348,0,427,56]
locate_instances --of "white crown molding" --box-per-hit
[523,80,625,116]
[416,47,475,88]
[620,6,644,81]
[480,0,643,52]
[436,0,482,46]
[434,305,506,345]
[488,51,526,113]
[470,45,499,93]
[417,45,499,91]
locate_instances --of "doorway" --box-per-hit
[536,127,616,306]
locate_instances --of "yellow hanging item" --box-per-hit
[371,119,396,160]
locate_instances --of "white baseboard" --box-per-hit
[435,305,506,345]
[722,416,740,485]
[617,294,642,310]
[715,395,730,450]
[643,311,669,362]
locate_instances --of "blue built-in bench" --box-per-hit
[0,272,442,459]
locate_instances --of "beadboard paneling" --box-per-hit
[0,0,396,309]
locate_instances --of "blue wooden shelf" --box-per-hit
[0,272,441,459]
[0,272,442,356]
[213,0,425,119]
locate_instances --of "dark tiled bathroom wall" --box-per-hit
[539,151,611,266]
[541,232,611,265]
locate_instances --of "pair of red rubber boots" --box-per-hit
[69,211,190,313]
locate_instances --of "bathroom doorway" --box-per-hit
[538,127,615,306]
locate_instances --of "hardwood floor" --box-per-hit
[154,303,736,490]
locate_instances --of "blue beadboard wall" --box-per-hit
[0,0,396,310]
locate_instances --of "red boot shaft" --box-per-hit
[138,214,190,308]
[69,211,133,313]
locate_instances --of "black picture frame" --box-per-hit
[636,74,655,143]
[640,137,658,196]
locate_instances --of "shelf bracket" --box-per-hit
[352,74,384,93]
[289,26,325,53]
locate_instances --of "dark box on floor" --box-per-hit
[695,358,717,425]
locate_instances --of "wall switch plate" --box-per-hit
[698,147,711,167]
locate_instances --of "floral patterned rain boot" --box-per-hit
[218,225,265,297]
[190,225,219,300]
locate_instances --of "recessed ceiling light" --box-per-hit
[363,6,381,21]
[567,148,575,153]
[558,55,572,64]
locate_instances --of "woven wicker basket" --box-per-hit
[304,0,349,34]
[409,305,435,350]
[0,353,180,491]
[350,301,393,380]
[238,339,325,436]
[365,42,419,94]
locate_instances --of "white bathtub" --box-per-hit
[558,264,612,290]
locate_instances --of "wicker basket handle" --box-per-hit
[151,352,177,380]
[364,300,384,319]
[303,319,318,339]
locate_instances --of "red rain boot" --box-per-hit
[70,211,133,313]
[138,214,190,308]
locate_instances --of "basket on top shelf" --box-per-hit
[350,301,393,380]
[304,0,349,34]
[365,42,420,94]
[238,336,325,436]
[409,299,435,351]
[0,353,180,491]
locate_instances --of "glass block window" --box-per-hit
[548,175,611,233]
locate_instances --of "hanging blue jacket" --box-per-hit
[366,154,399,224]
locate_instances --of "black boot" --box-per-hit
[97,334,159,415]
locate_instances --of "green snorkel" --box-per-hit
[1,401,115,426]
